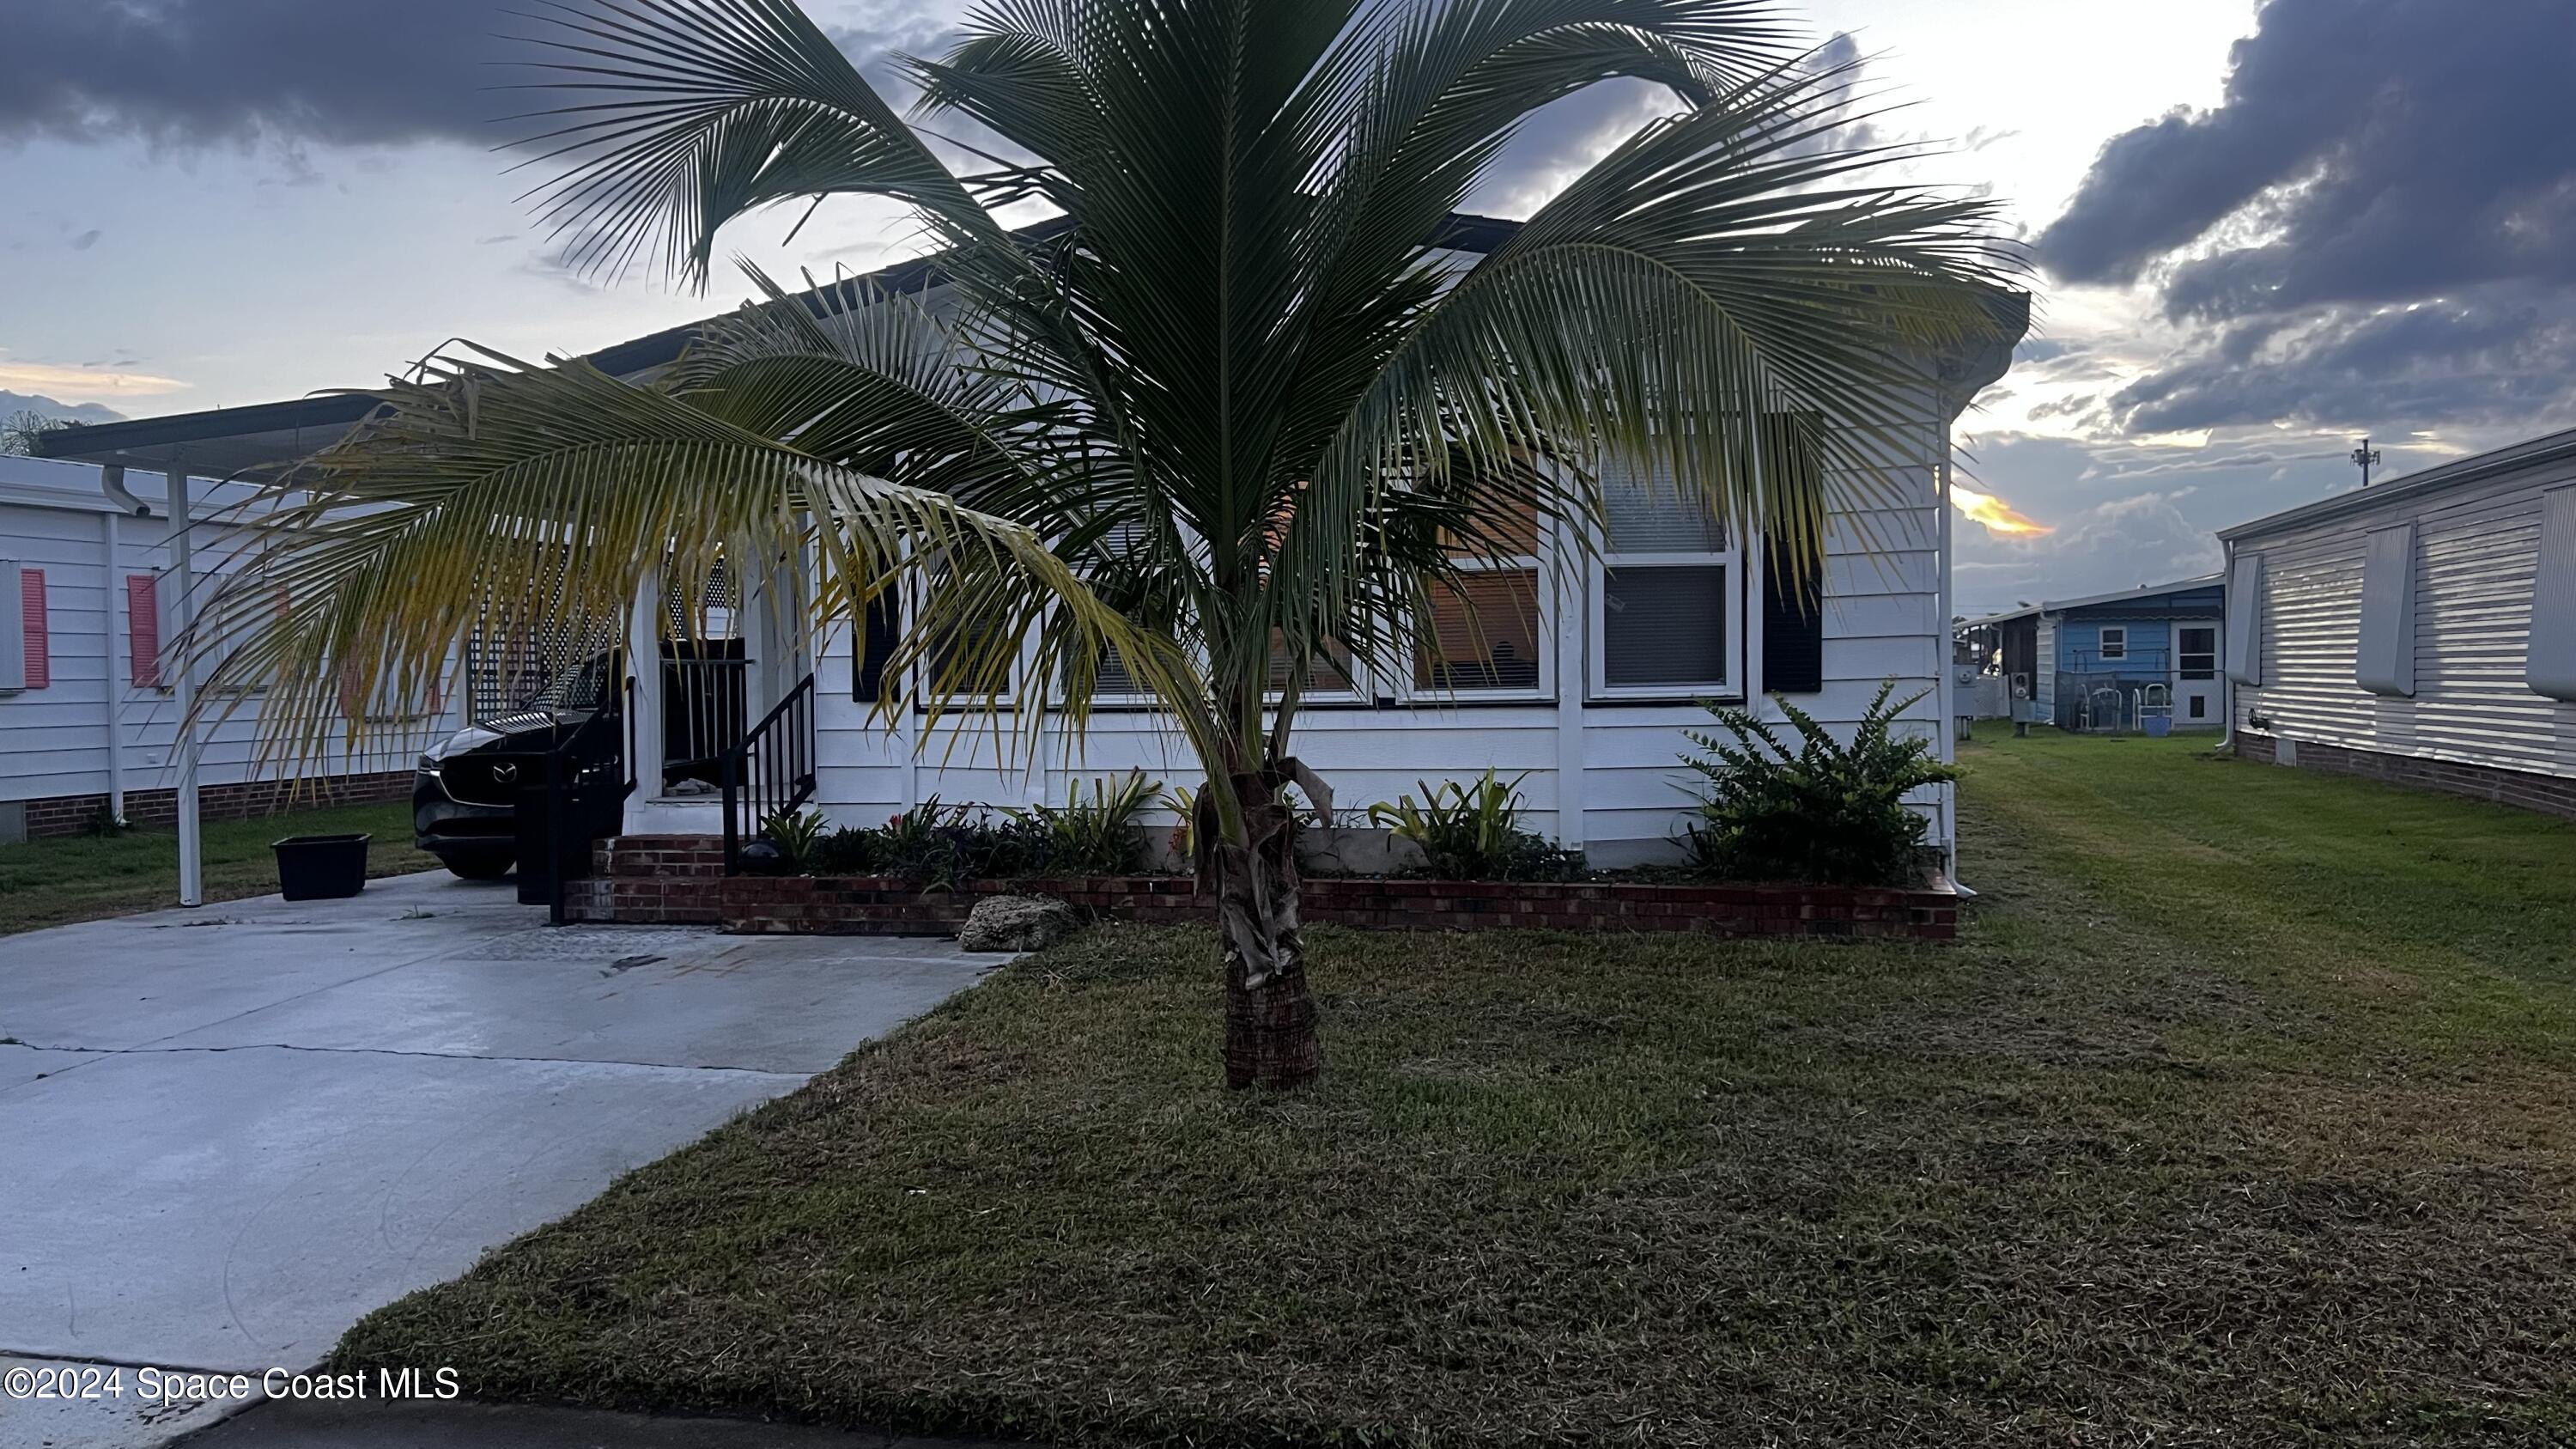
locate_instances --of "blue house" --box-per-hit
[1960,575,2227,731]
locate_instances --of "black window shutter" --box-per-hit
[853,594,901,703]
[1760,542,1824,694]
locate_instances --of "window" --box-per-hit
[204,568,289,696]
[1413,494,1546,697]
[918,565,1024,708]
[2097,626,2127,662]
[1269,631,1355,698]
[1416,571,1542,692]
[2177,624,2216,681]
[1585,473,1738,698]
[2188,695,2208,720]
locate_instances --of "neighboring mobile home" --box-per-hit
[1959,574,2227,732]
[39,215,2027,871]
[2221,428,2576,817]
[0,455,454,841]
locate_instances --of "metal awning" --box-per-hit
[33,393,382,483]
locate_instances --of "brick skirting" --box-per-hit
[2233,731,2576,819]
[14,770,415,840]
[565,836,1959,941]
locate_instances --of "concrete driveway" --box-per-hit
[0,871,995,1449]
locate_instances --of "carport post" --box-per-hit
[628,566,665,803]
[164,460,202,907]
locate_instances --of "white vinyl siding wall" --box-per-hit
[2232,457,2576,780]
[805,379,1959,866]
[0,459,455,807]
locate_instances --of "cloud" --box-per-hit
[826,5,958,96]
[69,228,102,251]
[0,2,525,149]
[1955,489,2222,613]
[1950,484,2050,537]
[0,358,189,403]
[0,1,958,152]
[2031,0,2576,440]
[2107,292,2576,435]
[1474,31,1893,217]
[2038,0,2576,309]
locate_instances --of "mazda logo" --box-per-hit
[490,762,518,782]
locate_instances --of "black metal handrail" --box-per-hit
[721,672,818,874]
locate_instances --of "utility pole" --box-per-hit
[2350,436,2382,487]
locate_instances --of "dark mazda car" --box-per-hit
[412,644,744,878]
[411,651,625,879]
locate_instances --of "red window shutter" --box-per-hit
[128,575,161,687]
[20,569,46,690]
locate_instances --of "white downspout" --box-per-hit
[2216,539,2237,756]
[163,460,202,907]
[100,512,128,825]
[99,465,151,826]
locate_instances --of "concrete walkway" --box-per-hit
[0,872,997,1449]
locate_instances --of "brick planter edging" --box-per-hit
[566,837,1957,941]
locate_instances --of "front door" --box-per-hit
[2173,622,2221,727]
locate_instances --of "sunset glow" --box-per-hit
[1950,484,2052,536]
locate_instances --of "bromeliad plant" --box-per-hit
[758,807,830,870]
[1680,679,1959,886]
[192,0,2018,1088]
[1009,772,1163,877]
[799,780,1153,882]
[1368,770,1580,880]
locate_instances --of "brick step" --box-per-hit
[592,833,726,879]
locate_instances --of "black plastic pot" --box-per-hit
[273,833,371,901]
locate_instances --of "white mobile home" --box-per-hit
[2220,428,2576,816]
[39,215,2026,870]
[0,456,456,841]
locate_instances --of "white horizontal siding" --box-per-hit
[2236,460,2576,780]
[805,373,1961,866]
[0,472,456,805]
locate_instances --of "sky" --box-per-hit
[4,0,2570,615]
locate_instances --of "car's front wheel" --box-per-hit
[440,850,515,880]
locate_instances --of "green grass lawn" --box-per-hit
[334,734,2576,1446]
[0,800,440,935]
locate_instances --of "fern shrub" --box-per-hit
[1680,679,1958,886]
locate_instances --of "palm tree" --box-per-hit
[211,0,2019,1088]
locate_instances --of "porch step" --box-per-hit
[592,832,726,879]
[627,796,726,835]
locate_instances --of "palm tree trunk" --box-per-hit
[1206,776,1320,1090]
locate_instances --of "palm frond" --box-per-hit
[189,347,1174,770]
[1289,58,2022,626]
[508,0,996,286]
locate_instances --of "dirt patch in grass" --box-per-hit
[335,738,2576,1446]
